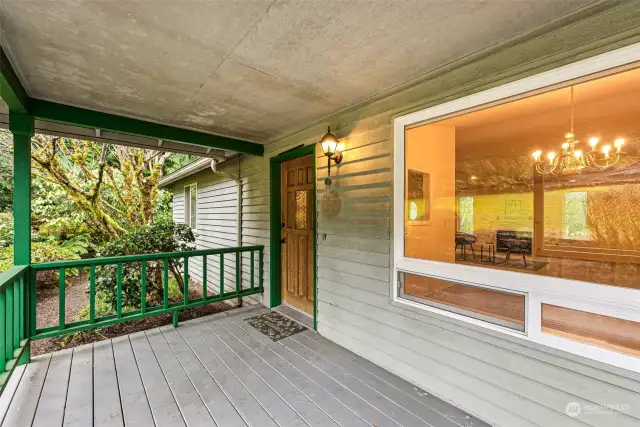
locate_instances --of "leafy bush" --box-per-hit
[0,213,13,248]
[95,220,195,310]
[0,242,80,284]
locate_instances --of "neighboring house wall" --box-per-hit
[172,3,640,426]
[171,157,264,306]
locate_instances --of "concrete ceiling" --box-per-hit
[0,0,595,143]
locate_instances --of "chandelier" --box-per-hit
[532,86,625,175]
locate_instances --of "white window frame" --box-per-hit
[392,42,640,373]
[184,183,198,231]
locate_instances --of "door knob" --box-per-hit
[280,238,286,244]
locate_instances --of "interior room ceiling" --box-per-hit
[446,67,640,161]
[0,0,595,143]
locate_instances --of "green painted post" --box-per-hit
[89,265,96,324]
[172,311,179,328]
[58,268,65,330]
[0,293,6,372]
[141,262,147,314]
[9,113,34,266]
[202,256,207,301]
[183,257,189,306]
[116,264,123,318]
[10,113,33,365]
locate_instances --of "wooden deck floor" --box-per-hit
[0,306,488,427]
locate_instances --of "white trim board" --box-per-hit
[392,42,640,374]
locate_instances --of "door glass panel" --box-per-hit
[295,190,307,229]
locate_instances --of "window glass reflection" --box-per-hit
[404,67,640,289]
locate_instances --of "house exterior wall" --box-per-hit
[171,157,263,306]
[170,3,640,426]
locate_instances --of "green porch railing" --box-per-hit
[30,245,264,340]
[0,265,31,393]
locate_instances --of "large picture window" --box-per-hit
[394,48,640,373]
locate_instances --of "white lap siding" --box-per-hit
[171,158,264,306]
[267,4,640,427]
[171,3,640,426]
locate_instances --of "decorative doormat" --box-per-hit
[244,311,307,341]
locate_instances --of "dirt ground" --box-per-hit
[31,275,233,356]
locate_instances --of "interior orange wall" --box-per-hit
[405,124,456,262]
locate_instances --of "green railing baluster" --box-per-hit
[259,248,263,288]
[13,280,19,349]
[202,256,207,301]
[59,268,65,331]
[141,261,147,314]
[116,264,123,319]
[163,259,169,310]
[6,283,13,359]
[0,292,6,372]
[89,265,96,324]
[235,252,240,294]
[219,254,224,297]
[183,257,189,306]
[250,250,255,289]
[30,268,37,337]
[19,276,24,340]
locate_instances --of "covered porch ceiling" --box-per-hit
[0,0,595,156]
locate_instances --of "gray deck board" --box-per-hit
[300,331,487,427]
[221,318,370,427]
[145,327,216,427]
[0,307,486,427]
[294,333,463,427]
[0,364,25,424]
[129,331,186,427]
[204,319,339,427]
[2,353,52,427]
[161,326,248,427]
[192,320,307,427]
[230,318,398,427]
[177,321,279,427]
[112,335,154,427]
[281,337,433,427]
[63,343,93,427]
[93,339,124,427]
[32,348,73,427]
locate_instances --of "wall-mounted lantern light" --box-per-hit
[320,126,343,186]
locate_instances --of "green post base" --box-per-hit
[173,311,179,328]
[18,342,30,366]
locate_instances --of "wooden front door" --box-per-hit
[281,155,314,315]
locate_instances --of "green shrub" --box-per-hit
[95,220,195,310]
[0,242,80,284]
[0,213,12,248]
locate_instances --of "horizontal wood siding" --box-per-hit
[169,4,640,426]
[172,158,263,306]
